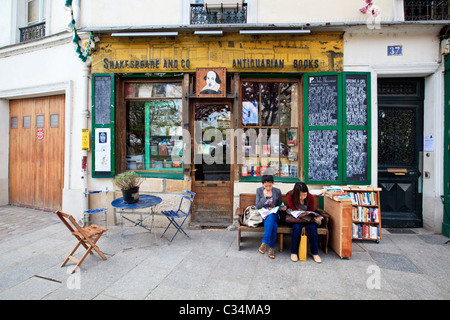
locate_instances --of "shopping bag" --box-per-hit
[298,227,307,261]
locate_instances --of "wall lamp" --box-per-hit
[194,30,223,35]
[111,32,179,37]
[239,29,310,35]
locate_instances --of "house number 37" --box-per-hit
[387,45,402,56]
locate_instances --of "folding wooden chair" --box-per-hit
[161,189,196,242]
[56,211,108,273]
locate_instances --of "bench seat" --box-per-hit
[235,193,330,253]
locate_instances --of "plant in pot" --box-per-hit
[113,171,143,204]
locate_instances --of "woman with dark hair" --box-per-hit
[286,182,323,263]
[256,175,286,259]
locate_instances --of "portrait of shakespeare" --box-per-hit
[200,70,222,94]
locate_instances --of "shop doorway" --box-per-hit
[377,78,424,227]
[190,102,234,225]
[9,95,65,211]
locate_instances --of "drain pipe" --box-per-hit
[81,62,91,226]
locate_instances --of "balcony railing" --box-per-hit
[404,0,449,20]
[191,3,247,24]
[19,22,46,42]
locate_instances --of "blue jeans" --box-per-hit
[262,213,279,248]
[291,223,319,255]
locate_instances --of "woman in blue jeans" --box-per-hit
[286,182,323,263]
[256,175,286,259]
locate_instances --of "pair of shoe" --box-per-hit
[258,243,275,259]
[290,254,322,263]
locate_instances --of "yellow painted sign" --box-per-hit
[91,32,343,74]
[82,128,90,151]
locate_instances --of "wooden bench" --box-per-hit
[235,193,330,253]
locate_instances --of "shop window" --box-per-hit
[240,80,299,179]
[125,82,183,174]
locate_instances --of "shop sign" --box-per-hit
[196,68,226,97]
[92,33,343,74]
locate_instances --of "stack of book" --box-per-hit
[353,223,380,240]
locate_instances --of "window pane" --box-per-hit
[126,98,183,171]
[36,115,44,128]
[261,82,279,126]
[125,82,182,99]
[11,117,18,129]
[50,114,59,127]
[280,82,298,127]
[242,82,259,126]
[23,116,31,128]
[28,0,39,25]
[240,80,299,178]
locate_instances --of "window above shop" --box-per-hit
[19,0,46,42]
[191,0,247,24]
[404,0,449,21]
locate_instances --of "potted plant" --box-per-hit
[113,171,143,204]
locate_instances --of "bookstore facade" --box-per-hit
[90,31,376,224]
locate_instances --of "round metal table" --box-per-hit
[111,194,162,235]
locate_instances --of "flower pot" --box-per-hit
[122,187,140,204]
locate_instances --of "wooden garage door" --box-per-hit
[9,95,65,211]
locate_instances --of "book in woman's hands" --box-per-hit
[287,209,321,221]
[259,203,284,220]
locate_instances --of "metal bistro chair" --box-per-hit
[161,189,196,242]
[83,188,109,226]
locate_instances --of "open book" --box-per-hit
[287,209,322,222]
[258,203,284,220]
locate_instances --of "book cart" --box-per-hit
[342,186,382,243]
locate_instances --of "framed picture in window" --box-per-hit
[196,68,226,97]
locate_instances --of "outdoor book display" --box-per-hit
[324,186,382,242]
[344,186,382,242]
[323,186,382,258]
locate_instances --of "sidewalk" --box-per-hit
[0,205,449,300]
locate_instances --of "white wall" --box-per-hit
[344,25,444,232]
[0,33,90,218]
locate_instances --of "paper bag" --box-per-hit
[298,227,307,261]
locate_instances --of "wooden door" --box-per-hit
[9,95,65,211]
[190,102,234,224]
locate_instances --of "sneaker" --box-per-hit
[290,254,298,262]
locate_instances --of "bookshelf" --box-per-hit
[342,186,382,242]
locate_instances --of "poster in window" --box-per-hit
[242,101,259,125]
[95,128,111,172]
[196,68,226,97]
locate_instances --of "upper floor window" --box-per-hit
[20,0,46,42]
[27,0,46,25]
[191,0,247,24]
[404,0,449,21]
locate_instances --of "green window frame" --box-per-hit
[304,72,371,185]
[91,73,115,178]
